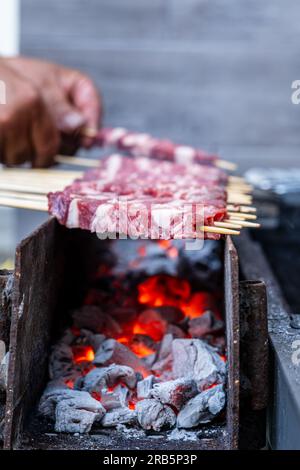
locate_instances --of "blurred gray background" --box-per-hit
[1,0,300,262]
[21,0,300,169]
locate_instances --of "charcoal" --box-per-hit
[188,311,224,338]
[172,339,226,389]
[142,353,157,368]
[0,352,9,392]
[151,333,173,380]
[108,307,137,324]
[154,306,184,323]
[151,354,173,381]
[49,343,74,380]
[101,384,129,410]
[137,375,155,399]
[81,364,137,392]
[72,305,122,337]
[93,339,150,377]
[101,407,137,427]
[39,380,84,418]
[80,329,106,351]
[136,399,176,431]
[131,334,157,353]
[60,328,76,346]
[151,378,198,411]
[177,385,225,428]
[166,324,186,338]
[55,392,105,433]
[157,333,173,360]
[136,310,168,341]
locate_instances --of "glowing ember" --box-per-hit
[128,401,136,410]
[72,345,95,363]
[131,342,156,358]
[138,274,217,319]
[138,275,190,308]
[64,379,74,389]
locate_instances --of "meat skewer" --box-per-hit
[78,126,237,171]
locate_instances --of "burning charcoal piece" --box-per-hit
[136,399,176,432]
[101,407,137,427]
[142,353,157,368]
[49,343,74,380]
[54,392,105,433]
[101,384,129,411]
[177,384,225,428]
[93,339,150,377]
[188,311,224,338]
[108,307,137,325]
[154,306,184,323]
[151,378,198,411]
[151,333,174,380]
[166,324,186,338]
[137,375,155,399]
[81,364,137,393]
[134,310,168,342]
[80,329,106,351]
[172,339,226,389]
[39,381,87,419]
[72,305,122,337]
[60,329,76,346]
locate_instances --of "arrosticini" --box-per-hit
[103,455,138,468]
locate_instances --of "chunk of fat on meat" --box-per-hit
[106,128,127,145]
[91,201,119,234]
[66,198,79,228]
[105,154,123,181]
[174,146,196,165]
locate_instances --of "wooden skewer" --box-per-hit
[55,155,99,168]
[227,211,257,220]
[0,196,47,212]
[227,204,257,213]
[226,219,260,228]
[0,190,46,202]
[214,221,243,229]
[228,176,247,183]
[201,225,240,236]
[215,160,237,171]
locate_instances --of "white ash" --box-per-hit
[188,311,224,338]
[39,380,84,418]
[0,352,9,392]
[137,375,156,399]
[79,364,137,393]
[101,384,130,410]
[49,343,74,380]
[93,339,149,377]
[72,306,122,337]
[80,329,106,351]
[115,423,146,439]
[101,407,137,427]
[151,378,198,411]
[136,399,176,432]
[166,324,186,338]
[142,352,157,368]
[167,428,198,442]
[151,333,173,380]
[172,339,226,389]
[177,385,225,429]
[54,393,105,433]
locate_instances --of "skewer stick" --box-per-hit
[200,226,240,236]
[215,160,237,171]
[227,204,257,213]
[225,219,260,228]
[0,190,46,202]
[55,155,99,168]
[0,196,47,212]
[214,221,243,229]
[227,211,257,220]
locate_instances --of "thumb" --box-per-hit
[51,98,86,133]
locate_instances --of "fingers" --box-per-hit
[63,71,102,147]
[30,97,60,168]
